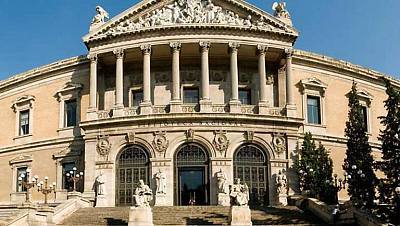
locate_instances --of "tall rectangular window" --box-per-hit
[62,162,75,191]
[65,100,77,127]
[183,88,199,104]
[239,89,251,105]
[132,90,143,107]
[361,106,368,131]
[16,167,28,192]
[19,110,30,135]
[307,96,321,124]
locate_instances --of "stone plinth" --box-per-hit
[154,193,168,206]
[67,191,82,200]
[140,102,152,115]
[96,194,108,207]
[200,99,212,113]
[258,102,270,115]
[229,100,241,113]
[218,193,230,206]
[230,206,252,226]
[278,194,288,206]
[169,100,182,113]
[128,206,153,226]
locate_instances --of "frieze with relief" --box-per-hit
[94,0,285,38]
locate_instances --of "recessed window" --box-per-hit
[16,167,27,192]
[132,90,143,107]
[361,106,368,130]
[239,89,251,105]
[183,88,199,104]
[307,96,321,124]
[65,100,77,127]
[62,162,75,191]
[19,110,30,135]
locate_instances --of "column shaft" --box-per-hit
[141,45,152,103]
[114,49,124,108]
[229,42,239,102]
[286,50,294,105]
[258,46,267,103]
[200,41,210,100]
[170,42,181,101]
[88,54,97,110]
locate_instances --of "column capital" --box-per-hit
[113,48,125,59]
[169,42,181,51]
[256,45,268,55]
[228,42,240,50]
[140,44,152,55]
[199,41,211,51]
[87,53,98,62]
[285,48,294,58]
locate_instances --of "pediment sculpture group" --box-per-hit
[90,0,292,36]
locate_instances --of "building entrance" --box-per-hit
[175,143,209,205]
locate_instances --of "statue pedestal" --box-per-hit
[96,194,108,207]
[128,206,153,226]
[217,193,230,206]
[229,206,252,226]
[277,194,288,206]
[154,193,167,206]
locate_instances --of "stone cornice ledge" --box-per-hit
[0,55,88,91]
[293,50,400,87]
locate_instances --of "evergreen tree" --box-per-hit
[343,81,376,208]
[378,78,400,220]
[296,132,336,203]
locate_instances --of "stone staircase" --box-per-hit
[58,205,326,226]
[0,205,25,225]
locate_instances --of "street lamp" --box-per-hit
[395,186,400,225]
[37,176,56,205]
[18,169,38,203]
[66,167,84,192]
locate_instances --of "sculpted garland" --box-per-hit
[92,0,280,37]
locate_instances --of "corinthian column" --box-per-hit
[87,53,98,120]
[140,44,152,115]
[170,42,182,113]
[229,42,241,113]
[257,45,272,115]
[285,49,296,117]
[114,48,124,110]
[199,41,212,113]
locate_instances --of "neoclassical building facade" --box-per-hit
[0,0,393,207]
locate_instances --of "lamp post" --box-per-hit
[326,172,348,204]
[66,167,83,192]
[395,186,400,225]
[37,176,56,205]
[18,169,38,203]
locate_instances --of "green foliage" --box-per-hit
[377,78,400,222]
[343,81,376,208]
[296,132,336,204]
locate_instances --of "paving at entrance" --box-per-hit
[58,206,326,226]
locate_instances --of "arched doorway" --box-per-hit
[175,143,210,205]
[116,145,149,206]
[233,144,269,206]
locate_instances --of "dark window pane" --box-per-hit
[17,167,28,192]
[62,162,75,191]
[65,100,77,127]
[239,89,251,105]
[361,106,368,130]
[132,90,143,107]
[183,88,199,104]
[20,110,30,135]
[307,96,321,124]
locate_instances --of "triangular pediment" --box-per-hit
[83,0,298,43]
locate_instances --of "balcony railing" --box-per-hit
[212,104,229,113]
[240,105,257,114]
[123,107,139,117]
[181,104,200,113]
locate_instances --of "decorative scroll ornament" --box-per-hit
[244,131,254,142]
[272,134,286,154]
[185,129,195,141]
[213,130,229,153]
[97,136,111,159]
[96,0,280,37]
[126,132,136,144]
[153,131,169,153]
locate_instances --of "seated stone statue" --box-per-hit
[229,178,249,206]
[133,179,153,207]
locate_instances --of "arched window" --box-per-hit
[233,144,269,206]
[116,145,149,206]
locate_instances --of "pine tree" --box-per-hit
[378,78,400,220]
[343,81,376,208]
[296,132,335,203]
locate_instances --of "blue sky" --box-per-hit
[0,0,399,79]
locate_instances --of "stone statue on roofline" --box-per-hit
[229,178,249,206]
[90,5,109,31]
[272,2,292,26]
[133,179,153,207]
